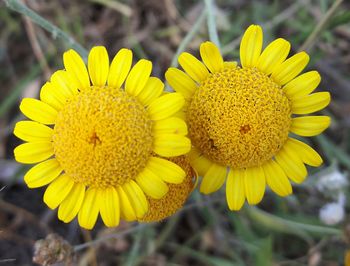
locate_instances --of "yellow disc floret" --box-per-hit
[139,156,196,222]
[188,66,292,168]
[53,86,153,188]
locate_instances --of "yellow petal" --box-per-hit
[117,185,136,221]
[99,187,120,227]
[137,77,164,106]
[200,163,227,194]
[285,138,323,167]
[200,41,224,73]
[172,108,186,120]
[271,52,310,85]
[136,168,169,199]
[244,166,266,205]
[58,183,85,223]
[14,121,53,142]
[24,158,62,188]
[43,174,74,209]
[153,117,187,136]
[20,98,58,125]
[178,52,209,83]
[146,156,185,184]
[292,92,330,114]
[275,147,307,184]
[240,24,263,68]
[123,181,148,219]
[14,142,53,164]
[78,188,100,230]
[108,48,133,88]
[262,160,292,197]
[125,59,152,97]
[63,49,90,90]
[188,148,213,177]
[88,46,109,87]
[256,38,291,74]
[39,82,66,110]
[153,134,191,157]
[50,70,78,97]
[283,71,321,99]
[290,116,331,137]
[165,68,198,100]
[148,93,185,121]
[226,169,245,211]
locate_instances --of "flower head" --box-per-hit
[14,46,191,229]
[138,155,197,222]
[166,25,331,210]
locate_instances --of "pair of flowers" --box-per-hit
[14,25,330,229]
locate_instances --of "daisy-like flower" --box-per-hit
[138,155,197,222]
[165,25,331,210]
[14,46,191,229]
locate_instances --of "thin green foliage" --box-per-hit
[204,0,221,48]
[170,10,207,67]
[5,0,88,58]
[246,206,342,237]
[0,64,40,118]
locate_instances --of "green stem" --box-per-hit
[204,0,221,48]
[88,0,132,17]
[170,9,207,67]
[0,64,41,118]
[221,0,310,55]
[125,227,144,266]
[5,0,88,58]
[73,223,151,252]
[246,206,342,237]
[132,215,181,266]
[299,0,343,52]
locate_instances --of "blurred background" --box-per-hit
[1,0,350,265]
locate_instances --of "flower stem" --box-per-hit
[4,0,88,58]
[246,206,342,237]
[299,0,343,52]
[204,0,221,49]
[73,223,150,252]
[170,9,207,67]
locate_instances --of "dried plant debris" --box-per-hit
[32,234,74,266]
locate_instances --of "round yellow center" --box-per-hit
[188,66,292,168]
[52,87,153,188]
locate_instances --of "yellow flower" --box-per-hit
[166,25,331,211]
[138,155,197,222]
[14,46,191,229]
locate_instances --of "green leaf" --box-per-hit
[329,11,350,29]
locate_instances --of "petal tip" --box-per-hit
[63,49,77,59]
[227,202,244,211]
[199,185,211,195]
[247,24,262,31]
[324,116,331,127]
[299,51,310,62]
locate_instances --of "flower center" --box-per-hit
[52,87,153,188]
[188,66,292,168]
